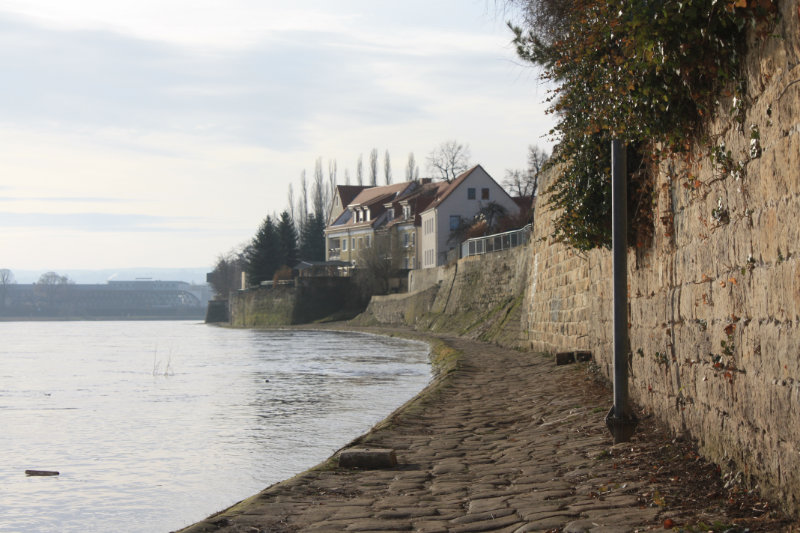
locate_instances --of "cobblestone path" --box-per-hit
[178,332,792,533]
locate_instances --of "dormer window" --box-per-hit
[403,205,411,219]
[388,207,394,219]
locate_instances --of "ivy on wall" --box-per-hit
[510,0,776,251]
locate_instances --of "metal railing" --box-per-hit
[460,224,532,258]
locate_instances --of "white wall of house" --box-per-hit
[420,210,438,269]
[420,166,519,268]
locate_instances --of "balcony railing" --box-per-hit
[460,224,532,258]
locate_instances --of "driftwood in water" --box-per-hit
[25,470,59,476]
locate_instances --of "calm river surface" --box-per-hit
[0,321,431,532]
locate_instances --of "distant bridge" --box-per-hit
[0,280,210,319]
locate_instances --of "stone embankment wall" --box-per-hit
[230,285,296,327]
[205,300,230,323]
[361,243,531,347]
[230,278,362,326]
[526,1,800,515]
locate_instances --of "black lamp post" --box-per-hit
[605,139,638,443]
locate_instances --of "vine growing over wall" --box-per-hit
[510,0,776,251]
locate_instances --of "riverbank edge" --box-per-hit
[175,324,462,533]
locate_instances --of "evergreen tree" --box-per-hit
[299,213,326,262]
[246,216,281,286]
[277,211,298,267]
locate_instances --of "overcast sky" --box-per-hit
[0,0,554,273]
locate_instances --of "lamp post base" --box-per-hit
[605,407,639,443]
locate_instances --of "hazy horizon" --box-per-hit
[7,267,210,285]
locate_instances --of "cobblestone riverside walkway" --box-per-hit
[179,331,793,533]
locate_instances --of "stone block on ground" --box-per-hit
[338,448,398,469]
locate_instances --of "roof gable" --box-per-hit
[336,185,369,207]
[423,164,504,212]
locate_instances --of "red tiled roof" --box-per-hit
[336,185,369,208]
[348,181,412,207]
[326,181,417,232]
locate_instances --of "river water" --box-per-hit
[0,321,431,532]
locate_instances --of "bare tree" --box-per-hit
[327,159,338,218]
[313,158,325,219]
[369,148,379,186]
[344,168,351,185]
[503,169,532,197]
[351,233,402,299]
[528,145,548,183]
[356,154,364,186]
[208,247,247,299]
[297,170,309,235]
[503,144,549,198]
[405,152,419,182]
[0,268,14,286]
[287,183,295,224]
[0,268,14,309]
[427,140,471,182]
[383,150,392,185]
[34,271,72,310]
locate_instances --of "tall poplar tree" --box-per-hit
[383,150,392,185]
[369,148,379,186]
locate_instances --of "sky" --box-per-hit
[0,0,555,275]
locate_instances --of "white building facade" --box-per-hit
[419,165,519,268]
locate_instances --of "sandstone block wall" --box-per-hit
[525,1,800,515]
[360,286,439,326]
[362,244,531,347]
[230,286,296,327]
[229,278,362,326]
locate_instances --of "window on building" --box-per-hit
[342,239,348,251]
[481,188,490,200]
[366,235,371,247]
[387,208,394,219]
[468,187,476,200]
[403,205,411,218]
[450,215,460,231]
[358,237,363,249]
[411,232,415,246]
[402,232,409,247]
[352,238,356,250]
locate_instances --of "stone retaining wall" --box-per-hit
[525,2,800,515]
[361,244,531,347]
[230,277,362,326]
